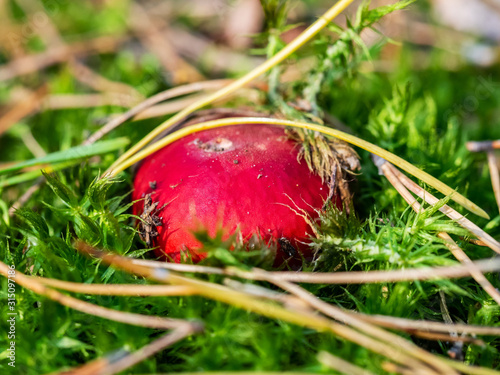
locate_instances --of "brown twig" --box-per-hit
[487,150,500,215]
[261,272,455,375]
[357,314,500,336]
[68,61,144,104]
[129,3,203,85]
[44,93,137,109]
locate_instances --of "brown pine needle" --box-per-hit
[107,117,488,219]
[440,358,500,375]
[132,256,500,285]
[382,160,500,254]
[131,259,225,275]
[233,257,500,284]
[0,261,186,330]
[69,61,144,103]
[44,94,137,109]
[487,150,500,215]
[131,93,212,121]
[411,331,483,345]
[0,34,128,82]
[129,259,500,336]
[379,158,500,305]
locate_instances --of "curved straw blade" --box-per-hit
[106,117,489,219]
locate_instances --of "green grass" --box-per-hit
[1,0,500,374]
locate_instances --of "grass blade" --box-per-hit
[0,137,129,175]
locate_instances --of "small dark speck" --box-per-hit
[233,160,239,164]
[257,174,263,179]
[149,181,157,189]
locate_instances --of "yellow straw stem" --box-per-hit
[107,117,489,219]
[106,0,355,174]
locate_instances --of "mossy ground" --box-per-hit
[1,1,500,374]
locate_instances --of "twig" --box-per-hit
[358,314,500,336]
[382,160,500,254]
[68,61,144,104]
[8,177,45,217]
[233,257,500,284]
[107,117,488,219]
[487,150,500,214]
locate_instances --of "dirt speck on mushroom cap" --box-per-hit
[133,124,333,263]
